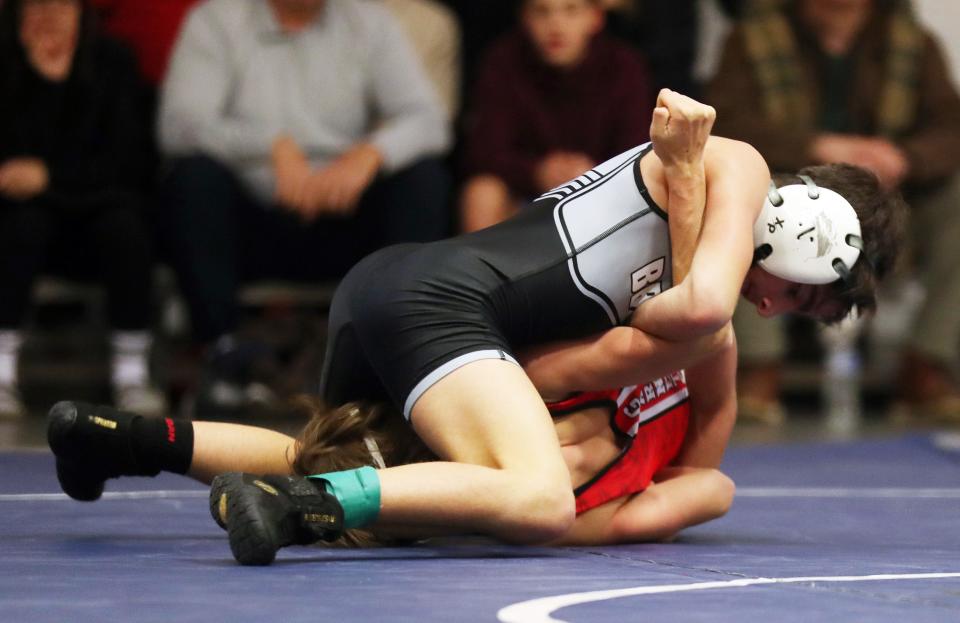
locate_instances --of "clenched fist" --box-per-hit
[650,89,716,170]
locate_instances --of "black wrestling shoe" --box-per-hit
[211,472,344,566]
[46,401,144,501]
[209,474,229,530]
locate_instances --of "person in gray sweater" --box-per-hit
[157,0,452,408]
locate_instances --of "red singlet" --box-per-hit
[546,371,690,514]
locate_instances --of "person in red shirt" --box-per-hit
[459,0,653,232]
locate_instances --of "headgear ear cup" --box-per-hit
[753,178,862,285]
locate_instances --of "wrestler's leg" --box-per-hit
[217,359,576,564]
[46,401,298,499]
[188,422,295,483]
[372,359,575,542]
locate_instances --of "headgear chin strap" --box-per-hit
[753,175,863,285]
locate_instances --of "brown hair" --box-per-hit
[291,397,434,547]
[773,163,908,323]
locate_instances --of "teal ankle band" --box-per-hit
[309,466,381,529]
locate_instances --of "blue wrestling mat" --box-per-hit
[2,434,959,622]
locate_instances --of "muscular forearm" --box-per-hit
[673,333,737,469]
[631,139,766,341]
[627,94,727,340]
[626,161,713,341]
[522,323,732,398]
[665,162,706,283]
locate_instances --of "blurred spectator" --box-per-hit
[90,0,199,86]
[91,1,201,190]
[158,0,451,409]
[0,0,165,417]
[601,0,699,97]
[596,1,750,100]
[437,0,516,107]
[707,0,960,423]
[459,0,653,232]
[383,0,461,121]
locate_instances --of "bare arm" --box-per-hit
[521,323,731,399]
[519,91,719,397]
[650,90,708,286]
[553,332,739,545]
[673,329,738,468]
[630,137,770,339]
[524,131,766,398]
[519,181,732,397]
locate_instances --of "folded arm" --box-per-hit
[556,334,739,545]
[629,137,769,339]
[521,323,732,399]
[674,328,738,468]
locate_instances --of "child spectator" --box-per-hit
[460,0,653,232]
[0,0,165,417]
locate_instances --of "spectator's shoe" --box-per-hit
[736,363,786,425]
[211,472,344,566]
[114,384,168,418]
[0,384,26,419]
[737,394,787,426]
[192,336,279,419]
[891,352,960,424]
[46,401,145,501]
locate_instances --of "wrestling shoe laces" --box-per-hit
[210,472,344,566]
[46,401,146,501]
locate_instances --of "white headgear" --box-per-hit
[753,175,864,285]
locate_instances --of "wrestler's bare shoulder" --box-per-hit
[704,136,769,179]
[638,136,768,210]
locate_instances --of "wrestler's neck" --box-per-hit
[801,2,873,56]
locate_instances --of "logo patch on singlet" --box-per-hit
[615,371,689,436]
[629,257,666,309]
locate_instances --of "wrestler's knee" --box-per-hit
[708,470,736,519]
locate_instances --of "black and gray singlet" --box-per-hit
[320,143,674,419]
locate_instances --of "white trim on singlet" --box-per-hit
[551,147,645,258]
[625,390,689,436]
[550,144,653,324]
[615,385,637,407]
[403,349,521,420]
[542,173,594,201]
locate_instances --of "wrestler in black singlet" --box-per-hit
[320,143,674,419]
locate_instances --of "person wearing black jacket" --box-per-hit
[0,0,164,417]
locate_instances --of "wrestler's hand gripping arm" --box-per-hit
[521,90,731,396]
